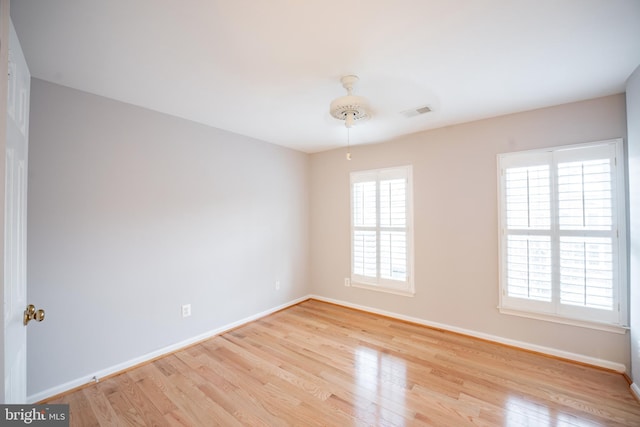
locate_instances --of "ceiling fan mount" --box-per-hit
[329,75,371,128]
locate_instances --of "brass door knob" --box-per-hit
[24,304,45,325]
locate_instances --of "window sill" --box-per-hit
[498,306,629,334]
[351,281,415,297]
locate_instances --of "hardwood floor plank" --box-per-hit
[133,374,179,415]
[104,389,148,427]
[83,383,121,426]
[59,391,101,427]
[43,299,640,426]
[112,373,168,426]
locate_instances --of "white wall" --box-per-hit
[26,79,310,398]
[310,94,630,369]
[627,65,640,387]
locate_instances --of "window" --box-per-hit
[498,139,627,329]
[351,166,414,295]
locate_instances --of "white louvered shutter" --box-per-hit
[555,145,619,321]
[499,140,625,326]
[353,180,377,278]
[504,164,552,302]
[351,167,413,295]
[380,177,407,281]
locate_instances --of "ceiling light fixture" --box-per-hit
[329,75,371,160]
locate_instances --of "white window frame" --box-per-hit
[350,165,414,296]
[497,139,628,333]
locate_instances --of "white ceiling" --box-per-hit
[10,0,640,153]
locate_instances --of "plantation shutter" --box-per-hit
[380,177,407,281]
[504,163,552,303]
[499,140,625,326]
[353,179,377,278]
[351,166,413,294]
[555,145,618,321]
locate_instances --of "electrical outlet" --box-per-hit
[344,278,351,287]
[275,280,280,290]
[181,304,191,318]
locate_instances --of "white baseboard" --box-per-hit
[27,295,310,403]
[308,294,627,374]
[631,383,640,402]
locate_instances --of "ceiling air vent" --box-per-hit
[400,105,432,118]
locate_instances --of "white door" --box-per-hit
[4,19,30,404]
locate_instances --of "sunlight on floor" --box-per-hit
[355,346,408,426]
[505,395,605,427]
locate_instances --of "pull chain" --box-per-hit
[346,127,352,160]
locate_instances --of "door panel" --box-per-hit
[4,19,30,404]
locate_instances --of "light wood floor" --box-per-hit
[47,299,640,426]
